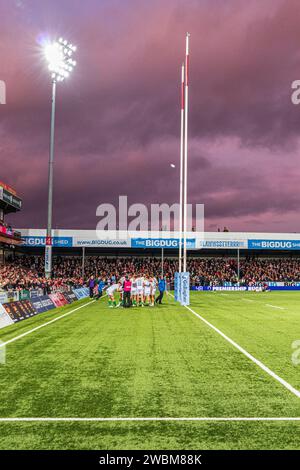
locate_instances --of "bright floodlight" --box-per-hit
[44,38,77,83]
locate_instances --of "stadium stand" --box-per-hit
[2,255,300,293]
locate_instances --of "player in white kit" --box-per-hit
[136,275,144,306]
[107,282,121,308]
[131,275,137,306]
[150,276,157,306]
[143,277,151,306]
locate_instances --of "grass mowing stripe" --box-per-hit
[0,417,300,422]
[0,299,96,348]
[176,298,300,399]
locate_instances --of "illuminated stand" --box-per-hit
[175,33,190,306]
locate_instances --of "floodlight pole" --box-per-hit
[45,79,57,278]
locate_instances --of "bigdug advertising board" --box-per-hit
[248,239,300,250]
[73,237,130,247]
[19,229,300,250]
[22,236,73,247]
[131,238,196,249]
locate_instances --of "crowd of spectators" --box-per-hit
[0,256,85,294]
[1,255,300,293]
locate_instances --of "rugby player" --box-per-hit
[136,274,144,306]
[107,282,122,308]
[143,276,151,306]
[150,276,157,307]
[131,275,137,306]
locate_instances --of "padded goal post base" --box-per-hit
[175,272,190,306]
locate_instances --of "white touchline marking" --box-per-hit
[0,417,299,422]
[242,299,254,302]
[170,294,300,398]
[184,304,300,398]
[265,304,285,310]
[0,299,97,349]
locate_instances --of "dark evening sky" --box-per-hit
[1,0,300,232]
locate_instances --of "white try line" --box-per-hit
[0,416,299,422]
[170,294,300,398]
[240,297,285,309]
[0,298,97,349]
[265,304,285,310]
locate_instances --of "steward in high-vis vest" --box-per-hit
[123,277,132,308]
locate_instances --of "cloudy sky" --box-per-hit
[1,0,300,232]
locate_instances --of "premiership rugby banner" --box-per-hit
[191,285,300,291]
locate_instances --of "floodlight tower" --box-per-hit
[44,38,77,278]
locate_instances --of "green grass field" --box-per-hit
[0,291,300,450]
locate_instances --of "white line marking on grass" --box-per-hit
[0,299,96,349]
[0,417,299,422]
[265,304,285,310]
[170,294,300,398]
[185,304,300,398]
[242,299,254,302]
